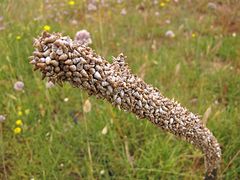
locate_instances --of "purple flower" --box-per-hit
[165,30,175,38]
[74,30,92,46]
[14,81,24,91]
[0,115,6,123]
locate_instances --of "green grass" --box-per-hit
[0,0,239,179]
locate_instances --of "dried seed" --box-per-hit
[64,59,73,65]
[69,65,77,71]
[45,57,51,64]
[94,71,102,80]
[59,54,68,61]
[101,81,109,87]
[80,69,88,78]
[50,60,59,67]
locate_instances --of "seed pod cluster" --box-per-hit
[30,32,221,179]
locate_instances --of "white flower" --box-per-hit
[100,169,105,175]
[155,12,160,16]
[74,30,92,46]
[121,8,127,16]
[0,115,6,123]
[165,19,171,24]
[87,3,97,11]
[14,81,24,91]
[165,30,175,38]
[64,97,69,102]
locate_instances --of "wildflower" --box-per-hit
[100,169,105,175]
[68,0,75,5]
[232,32,236,37]
[160,2,165,7]
[16,36,21,40]
[43,25,51,31]
[165,19,171,24]
[192,33,196,38]
[64,97,69,102]
[101,125,108,135]
[165,30,175,38]
[14,81,24,91]
[155,12,160,16]
[74,30,92,46]
[87,3,97,11]
[0,115,6,123]
[25,109,30,115]
[14,127,21,134]
[18,111,23,116]
[46,81,55,88]
[16,119,23,126]
[120,8,127,16]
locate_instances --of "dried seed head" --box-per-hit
[30,32,221,179]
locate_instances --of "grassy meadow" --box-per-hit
[0,0,239,179]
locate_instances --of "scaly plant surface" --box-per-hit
[0,0,239,179]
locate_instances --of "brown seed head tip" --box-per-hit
[204,168,218,180]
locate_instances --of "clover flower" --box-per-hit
[165,30,175,38]
[74,29,92,46]
[14,81,24,91]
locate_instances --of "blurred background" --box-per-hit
[0,0,239,179]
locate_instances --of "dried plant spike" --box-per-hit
[30,32,221,179]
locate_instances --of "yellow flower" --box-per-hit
[18,111,23,116]
[14,127,22,134]
[16,36,21,40]
[25,109,30,115]
[68,0,75,5]
[43,25,51,31]
[16,119,23,126]
[160,2,166,7]
[192,33,196,38]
